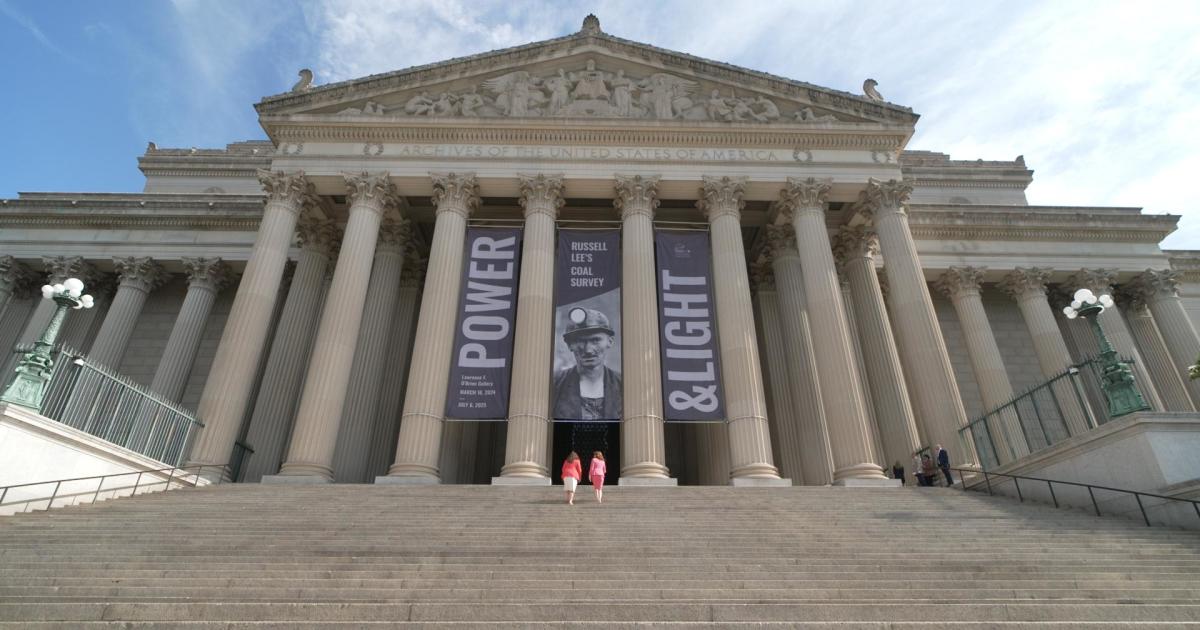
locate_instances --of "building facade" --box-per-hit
[3,16,1200,487]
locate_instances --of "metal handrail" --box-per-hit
[951,466,1200,528]
[0,463,229,515]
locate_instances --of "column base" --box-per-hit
[491,476,551,486]
[375,475,441,485]
[833,478,902,487]
[618,477,678,487]
[731,477,793,487]
[261,474,331,485]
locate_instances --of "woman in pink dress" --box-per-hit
[589,451,607,503]
[562,452,582,505]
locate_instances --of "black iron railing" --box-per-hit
[0,464,229,515]
[952,466,1200,529]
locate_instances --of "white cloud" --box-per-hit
[0,0,80,64]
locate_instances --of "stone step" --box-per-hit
[5,623,1200,629]
[2,602,1199,623]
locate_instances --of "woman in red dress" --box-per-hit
[561,452,582,505]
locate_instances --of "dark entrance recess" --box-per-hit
[552,422,619,486]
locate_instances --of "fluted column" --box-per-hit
[240,216,338,482]
[385,173,479,482]
[1132,270,1200,409]
[496,174,563,483]
[763,227,833,485]
[0,257,31,318]
[1068,269,1164,411]
[331,215,412,483]
[1118,289,1194,412]
[150,258,230,402]
[189,170,314,473]
[89,257,165,369]
[833,227,922,475]
[698,176,783,484]
[366,256,424,479]
[59,275,112,354]
[776,178,883,482]
[19,256,97,347]
[613,174,673,482]
[751,268,804,483]
[1000,268,1099,434]
[861,179,973,463]
[936,267,1026,461]
[274,172,400,481]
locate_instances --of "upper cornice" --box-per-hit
[1165,251,1200,283]
[908,204,1178,243]
[0,193,264,229]
[901,150,1033,191]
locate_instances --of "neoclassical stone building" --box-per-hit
[3,16,1199,487]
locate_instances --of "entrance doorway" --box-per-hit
[552,422,619,486]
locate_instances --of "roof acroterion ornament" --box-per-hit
[581,14,602,35]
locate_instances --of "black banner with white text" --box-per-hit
[445,227,523,420]
[655,230,724,421]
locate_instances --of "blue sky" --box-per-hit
[2,0,1199,246]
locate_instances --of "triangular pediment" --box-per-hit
[256,17,917,129]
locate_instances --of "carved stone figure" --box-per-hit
[336,100,385,116]
[291,69,313,93]
[546,69,572,115]
[610,69,636,116]
[571,59,610,101]
[484,71,545,117]
[794,107,837,122]
[751,96,780,122]
[459,87,485,116]
[403,92,434,116]
[706,89,732,121]
[863,78,884,102]
[641,73,696,120]
[431,92,459,116]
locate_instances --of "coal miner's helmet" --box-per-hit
[563,307,615,342]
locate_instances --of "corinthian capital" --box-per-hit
[113,256,166,292]
[613,174,660,220]
[776,177,832,223]
[430,172,480,218]
[257,169,314,211]
[697,175,748,222]
[182,257,230,293]
[518,173,565,219]
[343,171,401,215]
[1067,268,1117,295]
[999,267,1051,301]
[859,178,913,220]
[749,260,775,291]
[376,216,413,255]
[935,266,986,300]
[0,256,32,290]
[42,256,96,285]
[296,216,340,258]
[762,225,798,263]
[1132,267,1180,302]
[832,226,879,266]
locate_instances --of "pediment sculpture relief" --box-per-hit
[333,59,843,124]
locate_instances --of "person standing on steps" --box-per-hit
[936,444,953,487]
[892,461,905,486]
[562,452,582,505]
[920,454,936,487]
[589,451,607,503]
[913,454,925,487]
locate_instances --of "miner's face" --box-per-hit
[568,332,612,369]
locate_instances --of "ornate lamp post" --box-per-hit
[1,278,94,411]
[1061,288,1149,417]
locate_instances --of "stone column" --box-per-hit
[1000,268,1099,434]
[0,257,31,318]
[149,258,230,403]
[614,174,673,483]
[935,267,1027,462]
[89,257,165,369]
[366,255,424,479]
[496,174,563,483]
[384,173,479,483]
[273,172,400,482]
[1119,289,1194,412]
[1068,268,1164,411]
[240,216,338,482]
[190,170,314,474]
[19,256,97,347]
[59,275,112,354]
[331,215,411,483]
[1132,270,1200,409]
[776,178,884,483]
[833,227,922,476]
[764,226,834,485]
[698,176,783,484]
[861,179,973,463]
[1051,288,1113,425]
[750,266,805,483]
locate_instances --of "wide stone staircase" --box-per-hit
[1,484,1200,628]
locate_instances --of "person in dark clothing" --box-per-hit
[919,454,936,487]
[936,444,953,487]
[892,461,905,486]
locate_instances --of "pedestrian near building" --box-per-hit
[562,452,582,505]
[589,451,607,503]
[936,444,953,487]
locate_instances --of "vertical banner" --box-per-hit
[552,230,622,421]
[655,230,724,421]
[445,227,522,420]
